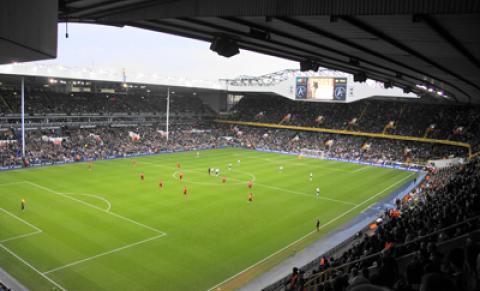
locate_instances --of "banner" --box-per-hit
[0,140,17,146]
[128,131,140,141]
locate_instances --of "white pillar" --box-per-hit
[21,77,25,157]
[166,87,170,141]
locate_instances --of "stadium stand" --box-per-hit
[1,87,475,168]
[0,123,468,168]
[228,95,480,149]
[266,159,480,291]
[0,81,479,291]
[0,88,215,115]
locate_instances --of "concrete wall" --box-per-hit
[0,0,57,64]
[198,92,227,113]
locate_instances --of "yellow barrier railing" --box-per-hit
[469,151,480,159]
[215,119,474,158]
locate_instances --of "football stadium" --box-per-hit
[1,1,480,291]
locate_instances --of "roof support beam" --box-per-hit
[219,16,462,101]
[415,14,480,70]
[275,16,466,103]
[340,15,480,100]
[90,0,480,22]
[61,0,159,20]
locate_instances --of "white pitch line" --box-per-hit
[0,181,26,187]
[165,163,354,205]
[0,208,43,243]
[259,157,351,172]
[0,181,167,284]
[206,172,415,291]
[25,181,166,235]
[0,208,42,232]
[43,233,166,275]
[361,203,377,214]
[0,230,42,243]
[62,193,112,212]
[252,182,358,206]
[352,165,370,173]
[0,243,67,291]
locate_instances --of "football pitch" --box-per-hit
[0,148,417,291]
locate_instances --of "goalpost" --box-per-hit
[300,148,325,159]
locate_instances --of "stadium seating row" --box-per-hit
[268,158,480,291]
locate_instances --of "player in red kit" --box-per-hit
[179,172,184,181]
[222,176,227,183]
[159,180,164,188]
[183,186,188,198]
[248,180,253,189]
[248,192,253,202]
[140,172,144,181]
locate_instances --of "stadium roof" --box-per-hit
[57,0,480,104]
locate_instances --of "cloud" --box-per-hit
[37,23,296,81]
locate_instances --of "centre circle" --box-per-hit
[171,168,256,185]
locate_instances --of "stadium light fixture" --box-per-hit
[300,60,319,72]
[249,28,270,40]
[210,36,240,58]
[353,72,367,83]
[349,57,360,66]
[330,15,339,23]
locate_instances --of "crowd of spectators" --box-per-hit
[0,124,467,168]
[282,159,480,291]
[0,88,214,115]
[1,89,475,167]
[231,127,466,164]
[0,123,231,167]
[229,96,480,149]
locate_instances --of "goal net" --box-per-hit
[300,148,324,159]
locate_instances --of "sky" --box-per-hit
[36,23,297,81]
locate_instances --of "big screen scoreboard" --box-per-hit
[295,77,347,101]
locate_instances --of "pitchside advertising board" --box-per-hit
[295,77,347,101]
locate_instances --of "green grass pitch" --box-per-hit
[0,148,416,291]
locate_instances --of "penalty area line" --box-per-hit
[43,233,166,275]
[0,208,43,243]
[62,192,112,212]
[206,172,415,291]
[0,243,67,291]
[24,181,167,236]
